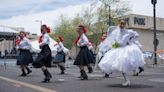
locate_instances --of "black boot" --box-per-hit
[88,67,93,73]
[42,69,52,83]
[26,67,32,75]
[139,67,144,73]
[78,70,82,78]
[20,69,27,76]
[59,66,65,74]
[104,73,109,78]
[80,70,88,80]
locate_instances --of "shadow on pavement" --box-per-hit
[107,84,154,89]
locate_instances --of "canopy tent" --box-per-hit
[30,37,69,55]
[0,27,19,33]
[0,26,18,40]
[30,37,58,53]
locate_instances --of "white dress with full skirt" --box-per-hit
[98,28,145,74]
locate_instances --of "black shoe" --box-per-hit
[42,69,52,82]
[81,75,88,80]
[139,67,144,73]
[81,70,88,80]
[60,71,65,74]
[104,74,109,78]
[133,73,139,76]
[27,70,32,75]
[42,75,52,83]
[20,69,27,76]
[20,73,27,76]
[60,66,65,74]
[88,67,93,73]
[26,67,32,75]
[42,78,50,83]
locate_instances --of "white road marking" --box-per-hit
[148,79,164,83]
[0,76,57,92]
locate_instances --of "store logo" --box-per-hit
[134,17,146,26]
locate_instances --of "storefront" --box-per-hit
[121,14,164,51]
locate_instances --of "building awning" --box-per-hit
[0,27,18,40]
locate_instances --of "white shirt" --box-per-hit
[87,42,93,50]
[115,28,142,47]
[115,28,130,46]
[128,30,142,48]
[77,34,89,47]
[56,42,64,52]
[17,37,31,50]
[39,33,50,46]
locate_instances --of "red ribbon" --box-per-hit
[74,35,80,45]
[15,38,21,45]
[38,35,43,43]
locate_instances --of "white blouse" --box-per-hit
[56,42,64,52]
[116,29,141,47]
[39,33,50,46]
[115,28,130,46]
[77,34,89,47]
[17,37,31,50]
[128,30,142,48]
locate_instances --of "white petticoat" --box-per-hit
[98,44,145,74]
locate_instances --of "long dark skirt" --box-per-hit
[52,51,65,64]
[74,46,94,65]
[32,45,52,68]
[89,50,96,64]
[17,50,33,65]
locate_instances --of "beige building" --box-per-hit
[0,26,37,55]
[121,14,164,51]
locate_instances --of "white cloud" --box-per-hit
[0,3,91,35]
[129,0,164,18]
[0,0,163,36]
[0,0,90,19]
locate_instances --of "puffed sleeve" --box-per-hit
[57,42,64,52]
[19,38,31,50]
[116,33,131,46]
[80,34,89,46]
[39,34,49,46]
[128,30,142,48]
[24,38,32,49]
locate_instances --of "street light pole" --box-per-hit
[108,5,111,26]
[99,0,120,26]
[151,0,158,65]
[35,20,42,26]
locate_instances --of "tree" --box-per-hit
[90,0,131,51]
[50,16,80,49]
[50,0,130,53]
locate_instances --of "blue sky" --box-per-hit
[0,0,164,35]
[0,0,90,19]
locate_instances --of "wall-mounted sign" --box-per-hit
[134,17,146,26]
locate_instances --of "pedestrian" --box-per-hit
[98,32,110,77]
[16,31,33,76]
[32,24,52,83]
[74,24,94,80]
[53,36,66,74]
[98,20,145,86]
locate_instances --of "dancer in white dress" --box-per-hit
[98,20,145,86]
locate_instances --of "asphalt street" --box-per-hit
[0,59,164,92]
